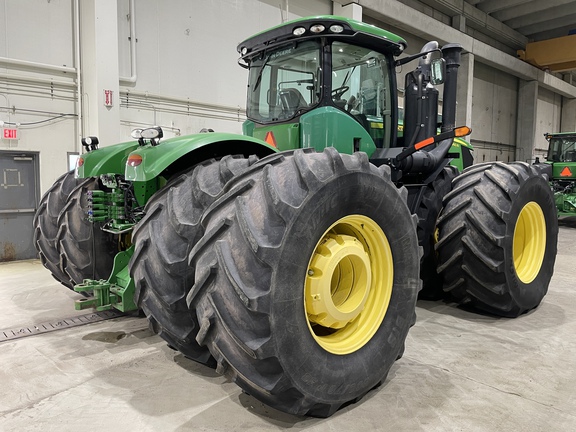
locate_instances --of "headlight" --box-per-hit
[293,26,306,36]
[310,24,325,34]
[141,126,164,140]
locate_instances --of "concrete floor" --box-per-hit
[1,222,575,431]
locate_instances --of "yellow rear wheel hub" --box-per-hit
[304,215,393,355]
[513,201,546,284]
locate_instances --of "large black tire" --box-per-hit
[33,171,79,288]
[130,155,258,365]
[187,148,421,416]
[436,162,558,317]
[57,178,117,287]
[417,165,459,299]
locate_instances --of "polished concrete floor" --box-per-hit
[1,221,576,431]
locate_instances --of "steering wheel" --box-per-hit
[331,85,349,100]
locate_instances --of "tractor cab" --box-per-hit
[239,16,403,156]
[239,15,472,180]
[546,133,576,163]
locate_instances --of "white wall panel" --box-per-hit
[534,87,561,158]
[116,0,332,136]
[0,0,74,66]
[471,62,518,162]
[0,0,77,195]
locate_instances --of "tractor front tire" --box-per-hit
[417,165,459,299]
[57,178,117,287]
[436,162,558,317]
[188,148,420,416]
[33,171,79,288]
[130,155,258,365]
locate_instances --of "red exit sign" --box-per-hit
[3,128,18,140]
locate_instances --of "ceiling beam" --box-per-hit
[516,13,576,37]
[403,0,528,48]
[476,0,527,15]
[492,0,573,23]
[505,4,576,31]
[358,0,576,97]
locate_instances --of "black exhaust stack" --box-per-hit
[440,44,462,133]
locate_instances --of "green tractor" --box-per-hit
[544,132,576,216]
[34,16,558,417]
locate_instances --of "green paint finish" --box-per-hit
[77,141,139,178]
[243,120,255,137]
[74,247,136,312]
[300,106,376,155]
[253,122,301,151]
[133,179,160,207]
[125,132,276,181]
[240,15,406,49]
[555,191,576,215]
[447,137,472,172]
[551,162,576,179]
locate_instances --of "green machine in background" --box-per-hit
[544,132,576,216]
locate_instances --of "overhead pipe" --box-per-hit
[0,57,76,77]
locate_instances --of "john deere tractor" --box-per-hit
[544,132,576,216]
[34,15,558,417]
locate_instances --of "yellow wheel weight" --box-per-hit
[304,215,393,355]
[513,201,546,284]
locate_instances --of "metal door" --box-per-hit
[0,152,39,261]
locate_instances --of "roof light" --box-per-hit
[293,26,306,36]
[310,24,325,34]
[77,157,84,167]
[131,129,143,139]
[240,46,248,55]
[329,24,344,33]
[127,154,143,167]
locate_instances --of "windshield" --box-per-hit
[246,41,321,123]
[548,136,576,162]
[330,41,393,147]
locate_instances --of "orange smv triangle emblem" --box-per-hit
[560,166,573,177]
[265,131,277,148]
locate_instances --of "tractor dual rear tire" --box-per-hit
[33,171,78,288]
[436,162,558,317]
[130,155,258,365]
[416,165,459,299]
[57,178,117,287]
[187,148,421,416]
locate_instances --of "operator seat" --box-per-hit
[279,88,307,117]
[565,150,576,162]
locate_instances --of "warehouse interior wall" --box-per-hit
[1,0,576,197]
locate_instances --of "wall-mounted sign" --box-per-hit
[104,89,113,107]
[2,128,18,140]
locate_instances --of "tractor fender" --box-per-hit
[124,132,277,181]
[76,141,139,178]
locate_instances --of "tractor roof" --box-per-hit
[238,15,407,60]
[546,132,576,139]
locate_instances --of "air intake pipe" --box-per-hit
[440,44,462,133]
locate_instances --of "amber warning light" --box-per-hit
[2,128,18,140]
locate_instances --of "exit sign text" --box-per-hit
[3,128,18,140]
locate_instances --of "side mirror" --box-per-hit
[430,58,446,85]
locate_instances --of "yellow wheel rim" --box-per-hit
[304,215,393,355]
[513,202,546,284]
